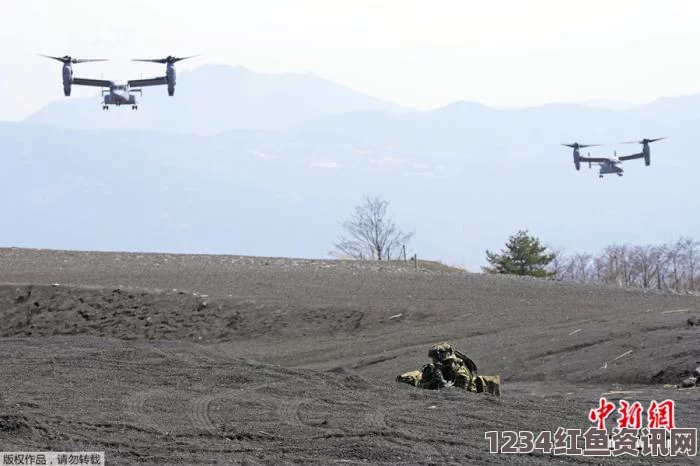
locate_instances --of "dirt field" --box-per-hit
[0,247,698,465]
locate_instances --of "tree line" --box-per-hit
[332,197,700,293]
[551,237,700,292]
[483,230,700,292]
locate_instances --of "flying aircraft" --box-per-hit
[40,54,197,110]
[561,138,667,178]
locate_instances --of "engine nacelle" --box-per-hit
[573,149,581,171]
[643,144,651,166]
[166,63,176,96]
[62,64,73,96]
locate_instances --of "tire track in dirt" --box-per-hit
[363,403,389,431]
[123,385,271,437]
[360,403,447,461]
[363,404,452,464]
[121,343,290,437]
[529,336,617,360]
[122,389,170,434]
[276,394,451,464]
[188,393,219,435]
[152,347,223,366]
[186,382,284,437]
[277,397,386,434]
[6,355,161,372]
[276,398,306,430]
[392,431,449,464]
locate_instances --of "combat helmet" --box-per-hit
[428,342,455,362]
[428,342,478,374]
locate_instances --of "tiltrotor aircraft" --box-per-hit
[561,138,667,178]
[40,54,197,110]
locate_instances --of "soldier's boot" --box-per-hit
[677,377,697,389]
[475,375,501,396]
[396,370,423,387]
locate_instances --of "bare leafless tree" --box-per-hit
[596,244,628,286]
[572,252,595,284]
[548,237,700,293]
[332,196,414,261]
[679,237,700,291]
[549,247,572,280]
[632,244,655,288]
[666,240,685,291]
[649,245,668,290]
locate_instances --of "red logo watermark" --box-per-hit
[589,398,676,430]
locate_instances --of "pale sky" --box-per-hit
[2,0,700,120]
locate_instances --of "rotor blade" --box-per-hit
[647,137,668,143]
[39,54,107,64]
[132,55,199,64]
[171,55,199,63]
[71,58,108,64]
[132,58,168,64]
[621,137,668,144]
[561,143,601,148]
[38,54,67,63]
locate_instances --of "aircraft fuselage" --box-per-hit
[598,160,623,178]
[102,82,138,109]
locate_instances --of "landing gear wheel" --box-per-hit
[599,175,603,179]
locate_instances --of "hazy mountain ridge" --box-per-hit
[6,66,700,268]
[25,64,407,134]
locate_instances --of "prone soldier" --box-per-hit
[396,342,501,396]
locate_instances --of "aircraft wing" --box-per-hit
[72,77,113,88]
[127,76,167,87]
[578,157,609,163]
[619,153,644,161]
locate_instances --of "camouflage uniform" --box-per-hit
[396,342,501,395]
[418,343,477,391]
[678,377,697,388]
[677,366,700,388]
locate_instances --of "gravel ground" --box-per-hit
[0,248,698,465]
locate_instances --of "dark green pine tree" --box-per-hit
[484,230,556,278]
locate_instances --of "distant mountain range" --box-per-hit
[4,64,700,269]
[26,64,406,134]
[580,99,637,110]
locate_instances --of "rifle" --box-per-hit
[454,349,478,374]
